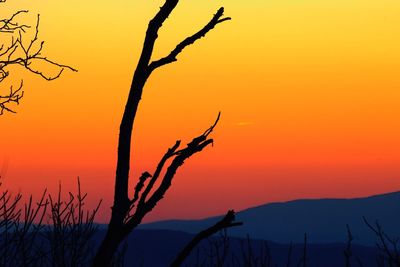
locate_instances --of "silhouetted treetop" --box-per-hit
[92,1,234,266]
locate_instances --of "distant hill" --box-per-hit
[140,191,400,245]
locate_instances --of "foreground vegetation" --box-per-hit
[1,180,399,267]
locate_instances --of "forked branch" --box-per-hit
[148,7,230,73]
[124,113,221,229]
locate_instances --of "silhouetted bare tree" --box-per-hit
[0,177,101,267]
[46,180,101,267]
[91,1,240,266]
[0,0,76,115]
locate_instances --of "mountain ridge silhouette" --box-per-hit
[139,190,400,245]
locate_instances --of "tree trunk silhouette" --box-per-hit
[91,1,234,266]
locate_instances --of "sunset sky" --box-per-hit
[1,0,400,222]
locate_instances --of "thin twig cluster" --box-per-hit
[0,177,101,267]
[0,1,77,115]
[363,217,400,267]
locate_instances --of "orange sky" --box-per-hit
[1,0,400,222]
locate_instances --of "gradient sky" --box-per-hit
[1,0,400,222]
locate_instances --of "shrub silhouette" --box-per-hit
[0,178,100,267]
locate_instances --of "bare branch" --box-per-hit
[148,7,230,73]
[0,80,23,115]
[124,113,221,230]
[137,0,180,69]
[131,172,152,207]
[170,210,242,267]
[0,8,77,115]
[0,10,29,33]
[137,141,180,207]
[363,217,400,265]
[344,224,354,267]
